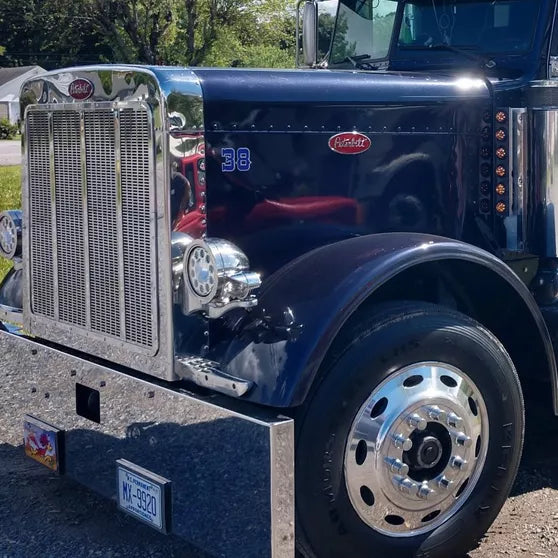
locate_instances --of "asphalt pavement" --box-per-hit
[0,141,21,166]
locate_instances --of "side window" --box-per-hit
[551,18,558,77]
[553,18,558,54]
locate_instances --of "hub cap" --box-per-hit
[0,214,16,257]
[344,363,488,536]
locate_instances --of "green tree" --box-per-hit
[89,0,176,64]
[0,0,111,68]
[0,0,297,70]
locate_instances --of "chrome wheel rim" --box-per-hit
[344,362,489,537]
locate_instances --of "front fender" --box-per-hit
[217,233,557,408]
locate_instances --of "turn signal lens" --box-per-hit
[496,202,506,213]
[496,129,506,141]
[496,184,506,196]
[495,111,507,123]
[496,147,506,159]
[496,166,506,177]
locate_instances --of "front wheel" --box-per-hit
[295,302,524,558]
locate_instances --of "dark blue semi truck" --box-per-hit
[2,1,558,556]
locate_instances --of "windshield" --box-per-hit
[329,0,398,64]
[399,0,542,54]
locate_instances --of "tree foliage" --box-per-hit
[0,0,296,69]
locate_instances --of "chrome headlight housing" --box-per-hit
[182,238,261,318]
[0,210,22,260]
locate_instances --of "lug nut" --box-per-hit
[417,483,435,500]
[447,412,462,429]
[451,456,468,470]
[427,406,447,423]
[407,413,427,431]
[393,476,417,494]
[456,433,473,448]
[438,476,454,490]
[385,457,410,476]
[393,434,413,451]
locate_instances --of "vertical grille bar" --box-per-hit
[27,112,54,317]
[80,111,92,329]
[48,112,59,319]
[53,111,86,326]
[114,109,127,340]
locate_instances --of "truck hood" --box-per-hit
[193,68,490,110]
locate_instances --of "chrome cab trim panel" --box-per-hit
[530,102,558,257]
[0,330,294,558]
[19,66,208,381]
[506,108,528,252]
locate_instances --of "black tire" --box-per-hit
[295,301,524,558]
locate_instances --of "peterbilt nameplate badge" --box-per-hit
[68,78,94,100]
[328,131,371,155]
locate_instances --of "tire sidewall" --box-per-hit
[295,306,524,558]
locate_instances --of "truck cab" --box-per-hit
[2,1,558,557]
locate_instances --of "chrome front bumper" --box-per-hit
[0,330,294,557]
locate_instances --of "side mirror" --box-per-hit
[299,1,318,67]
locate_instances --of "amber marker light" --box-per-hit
[496,166,506,177]
[495,111,507,123]
[496,183,506,196]
[496,129,506,141]
[496,147,506,159]
[496,202,506,213]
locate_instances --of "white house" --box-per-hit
[0,66,47,124]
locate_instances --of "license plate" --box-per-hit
[23,415,64,473]
[116,459,171,533]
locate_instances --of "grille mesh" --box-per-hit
[84,110,120,338]
[53,111,86,326]
[28,112,54,317]
[26,105,156,350]
[120,109,154,347]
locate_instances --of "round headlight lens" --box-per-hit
[187,244,217,298]
[0,210,22,260]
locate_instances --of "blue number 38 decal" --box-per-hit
[221,147,252,172]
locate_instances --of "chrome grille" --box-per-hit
[26,104,157,351]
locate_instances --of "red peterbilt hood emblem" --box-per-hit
[328,132,371,155]
[68,78,94,100]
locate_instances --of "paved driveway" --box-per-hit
[0,140,21,166]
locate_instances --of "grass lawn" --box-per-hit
[0,165,21,281]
